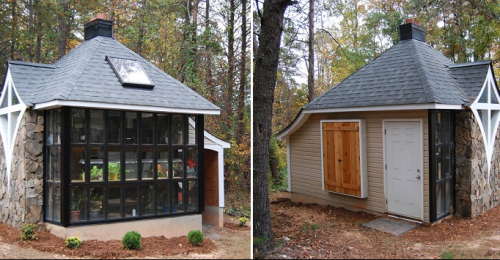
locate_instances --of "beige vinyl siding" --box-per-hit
[289,110,430,223]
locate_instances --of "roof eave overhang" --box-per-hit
[33,100,220,115]
[277,103,465,140]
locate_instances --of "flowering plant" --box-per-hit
[187,159,196,169]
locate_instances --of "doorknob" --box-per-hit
[416,175,420,179]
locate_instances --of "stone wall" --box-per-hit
[455,110,500,219]
[0,109,44,228]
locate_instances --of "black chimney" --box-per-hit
[399,18,426,42]
[84,13,113,41]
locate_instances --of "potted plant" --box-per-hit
[90,165,103,181]
[108,162,121,180]
[70,188,84,221]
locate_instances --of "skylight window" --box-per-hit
[106,56,154,88]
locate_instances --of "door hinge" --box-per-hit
[384,129,386,134]
[385,164,387,170]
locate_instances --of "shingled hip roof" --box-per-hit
[304,39,490,110]
[6,36,219,114]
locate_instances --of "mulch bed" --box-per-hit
[0,221,216,259]
[223,222,251,231]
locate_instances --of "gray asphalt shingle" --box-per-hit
[7,36,219,112]
[304,39,490,110]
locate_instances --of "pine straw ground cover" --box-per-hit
[0,221,216,259]
[258,192,500,259]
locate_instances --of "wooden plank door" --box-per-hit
[323,122,361,197]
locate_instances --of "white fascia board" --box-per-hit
[276,112,311,141]
[277,103,464,140]
[307,104,464,114]
[34,100,220,115]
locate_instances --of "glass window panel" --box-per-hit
[445,181,451,214]
[45,111,53,145]
[89,110,104,144]
[106,56,154,86]
[479,89,488,103]
[173,148,184,178]
[172,115,184,145]
[71,147,85,182]
[157,182,171,214]
[491,110,500,140]
[157,148,170,179]
[46,146,54,181]
[125,148,138,180]
[173,182,184,213]
[157,114,169,144]
[437,112,441,124]
[89,186,104,220]
[140,184,154,216]
[53,146,61,182]
[480,109,489,139]
[437,161,442,180]
[1,88,8,108]
[491,89,500,104]
[11,90,19,105]
[187,181,198,212]
[188,117,196,145]
[71,109,86,144]
[125,112,138,144]
[70,186,85,223]
[46,184,54,220]
[89,147,104,182]
[141,113,154,144]
[108,147,121,181]
[54,185,61,222]
[436,184,443,217]
[187,148,197,178]
[10,111,20,140]
[124,184,138,218]
[54,109,62,144]
[107,184,122,219]
[107,111,121,144]
[141,148,154,180]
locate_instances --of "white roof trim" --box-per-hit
[33,100,220,115]
[277,103,464,140]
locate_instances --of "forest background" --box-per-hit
[258,0,500,192]
[0,0,250,215]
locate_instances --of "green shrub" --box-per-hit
[187,230,203,246]
[20,223,38,241]
[239,216,249,227]
[122,231,142,250]
[66,236,82,249]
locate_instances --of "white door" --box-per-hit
[385,121,422,220]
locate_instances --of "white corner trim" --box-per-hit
[286,140,291,192]
[470,68,500,182]
[34,100,220,115]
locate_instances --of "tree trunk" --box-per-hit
[205,0,215,102]
[136,0,147,56]
[57,0,69,59]
[235,0,247,143]
[253,0,295,253]
[10,0,17,60]
[307,0,315,102]
[225,0,235,134]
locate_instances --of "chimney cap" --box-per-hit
[405,18,420,26]
[89,13,108,22]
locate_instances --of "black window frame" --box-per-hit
[429,109,455,222]
[44,107,205,227]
